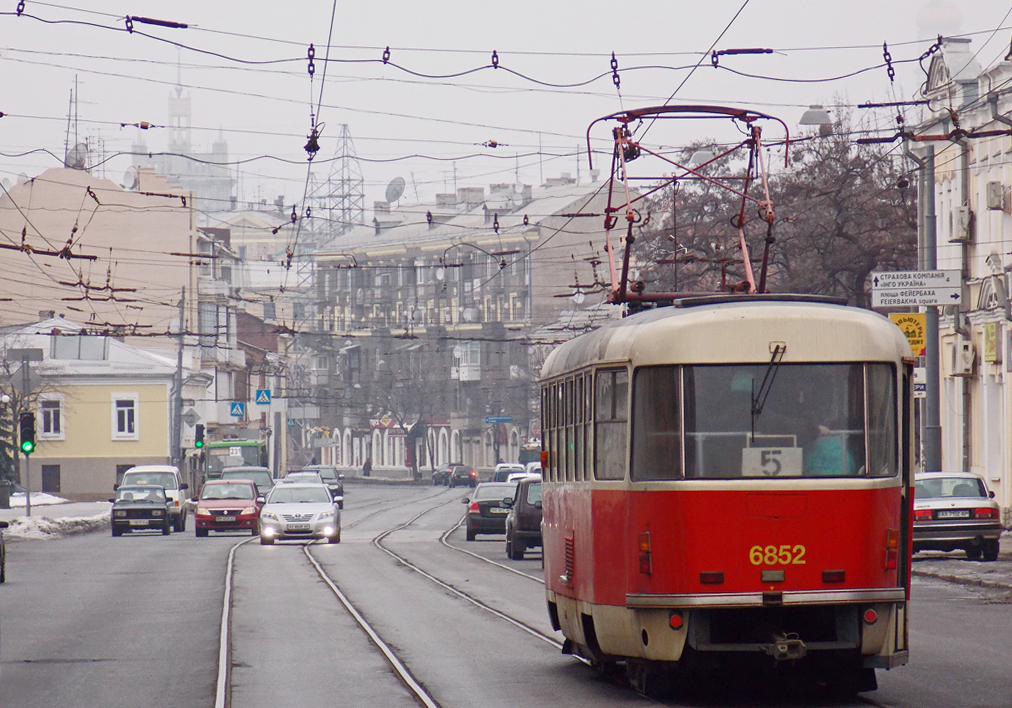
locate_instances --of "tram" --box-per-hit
[540,295,914,693]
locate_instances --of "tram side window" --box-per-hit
[595,368,628,480]
[866,363,897,477]
[632,366,681,481]
[574,375,584,481]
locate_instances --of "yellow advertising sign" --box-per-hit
[889,313,926,357]
[983,322,1000,363]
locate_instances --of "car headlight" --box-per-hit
[153,510,164,516]
[114,510,126,518]
[318,510,335,520]
[240,506,257,515]
[196,508,213,516]
[261,512,278,521]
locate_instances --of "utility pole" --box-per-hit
[923,146,942,473]
[171,287,185,469]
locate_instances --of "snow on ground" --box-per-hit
[3,493,110,539]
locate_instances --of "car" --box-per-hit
[219,466,275,497]
[492,463,526,482]
[110,485,172,536]
[432,463,457,486]
[913,471,1002,561]
[259,483,341,545]
[507,471,540,483]
[462,481,518,540]
[0,520,8,583]
[298,465,345,508]
[117,465,189,532]
[449,465,478,488]
[524,461,542,475]
[193,480,263,537]
[504,477,543,560]
[280,471,325,485]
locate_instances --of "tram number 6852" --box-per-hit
[749,544,806,566]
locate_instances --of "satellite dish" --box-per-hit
[120,167,139,190]
[385,176,406,204]
[435,267,445,281]
[65,142,89,170]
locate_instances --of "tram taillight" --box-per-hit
[638,532,652,575]
[885,528,900,570]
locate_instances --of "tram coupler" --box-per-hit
[761,633,807,661]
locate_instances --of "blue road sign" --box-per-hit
[484,415,513,425]
[230,402,246,417]
[255,389,271,405]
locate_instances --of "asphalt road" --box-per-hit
[2,484,1011,708]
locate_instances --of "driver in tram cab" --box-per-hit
[804,419,858,476]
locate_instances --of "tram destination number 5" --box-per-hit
[750,544,806,566]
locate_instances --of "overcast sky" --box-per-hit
[1,0,1009,214]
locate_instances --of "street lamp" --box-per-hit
[800,105,834,136]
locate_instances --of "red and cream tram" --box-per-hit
[540,294,913,694]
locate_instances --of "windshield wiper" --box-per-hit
[751,344,785,442]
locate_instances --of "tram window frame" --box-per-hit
[631,366,683,481]
[574,375,584,481]
[585,371,593,478]
[865,363,898,477]
[550,382,559,481]
[594,367,629,480]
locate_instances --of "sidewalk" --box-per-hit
[0,494,110,538]
[911,531,1012,590]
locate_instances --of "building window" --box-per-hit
[39,397,64,439]
[112,394,139,440]
[41,465,61,493]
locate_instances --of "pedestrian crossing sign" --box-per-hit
[230,402,246,417]
[255,389,271,405]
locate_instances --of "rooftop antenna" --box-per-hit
[385,176,406,206]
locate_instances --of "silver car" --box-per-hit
[259,483,341,545]
[913,472,1002,561]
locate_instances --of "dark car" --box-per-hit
[298,465,345,508]
[462,481,517,540]
[913,471,1002,561]
[110,485,172,536]
[193,480,263,537]
[0,520,8,583]
[504,477,542,560]
[449,465,478,488]
[432,463,457,486]
[219,466,274,498]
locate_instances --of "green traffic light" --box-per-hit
[21,440,35,454]
[195,439,203,448]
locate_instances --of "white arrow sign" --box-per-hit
[872,288,961,308]
[871,270,960,289]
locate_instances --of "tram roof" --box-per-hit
[541,295,912,377]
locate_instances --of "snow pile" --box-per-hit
[7,492,69,507]
[6,511,110,539]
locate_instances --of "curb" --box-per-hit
[912,568,1012,591]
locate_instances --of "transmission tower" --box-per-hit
[307,124,365,248]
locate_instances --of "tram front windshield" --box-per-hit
[632,363,896,480]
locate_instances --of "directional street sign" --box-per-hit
[255,389,271,405]
[230,402,246,417]
[871,270,961,308]
[11,363,42,398]
[181,408,200,427]
[485,415,513,425]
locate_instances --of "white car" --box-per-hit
[913,471,1002,561]
[524,461,543,475]
[259,483,341,545]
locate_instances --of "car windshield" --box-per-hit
[915,477,987,499]
[201,483,255,500]
[116,486,166,503]
[267,486,332,504]
[304,467,338,481]
[526,482,542,504]
[285,473,323,484]
[123,472,177,489]
[221,471,272,488]
[473,483,517,501]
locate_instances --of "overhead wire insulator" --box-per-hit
[493,213,499,234]
[491,50,499,68]
[304,128,320,161]
[382,46,391,63]
[883,42,895,83]
[611,52,620,90]
[290,205,298,224]
[307,43,316,77]
[16,0,25,16]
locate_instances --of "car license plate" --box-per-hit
[129,519,150,526]
[287,523,310,531]
[489,508,508,514]
[215,516,233,523]
[936,509,970,519]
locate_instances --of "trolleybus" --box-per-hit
[540,295,913,695]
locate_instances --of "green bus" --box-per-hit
[203,439,270,480]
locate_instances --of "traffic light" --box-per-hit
[19,412,36,454]
[194,424,205,448]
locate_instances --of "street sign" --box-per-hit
[230,402,246,417]
[485,415,513,425]
[871,270,961,307]
[255,389,271,405]
[889,313,926,357]
[11,363,42,398]
[181,408,200,427]
[914,367,926,399]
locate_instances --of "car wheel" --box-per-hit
[509,535,525,560]
[251,527,258,536]
[196,528,209,537]
[178,513,186,533]
[0,558,5,583]
[466,525,476,541]
[982,539,1000,562]
[162,520,171,536]
[965,545,982,561]
[260,535,274,545]
[505,535,512,558]
[112,525,122,537]
[328,530,341,544]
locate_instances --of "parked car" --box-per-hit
[110,485,172,536]
[492,463,526,482]
[193,480,263,537]
[913,471,1002,561]
[0,520,8,583]
[219,466,274,497]
[116,465,189,532]
[432,463,457,486]
[462,481,518,540]
[259,483,341,545]
[449,465,478,488]
[504,477,543,560]
[298,465,345,508]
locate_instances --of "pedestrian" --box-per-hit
[362,457,372,477]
